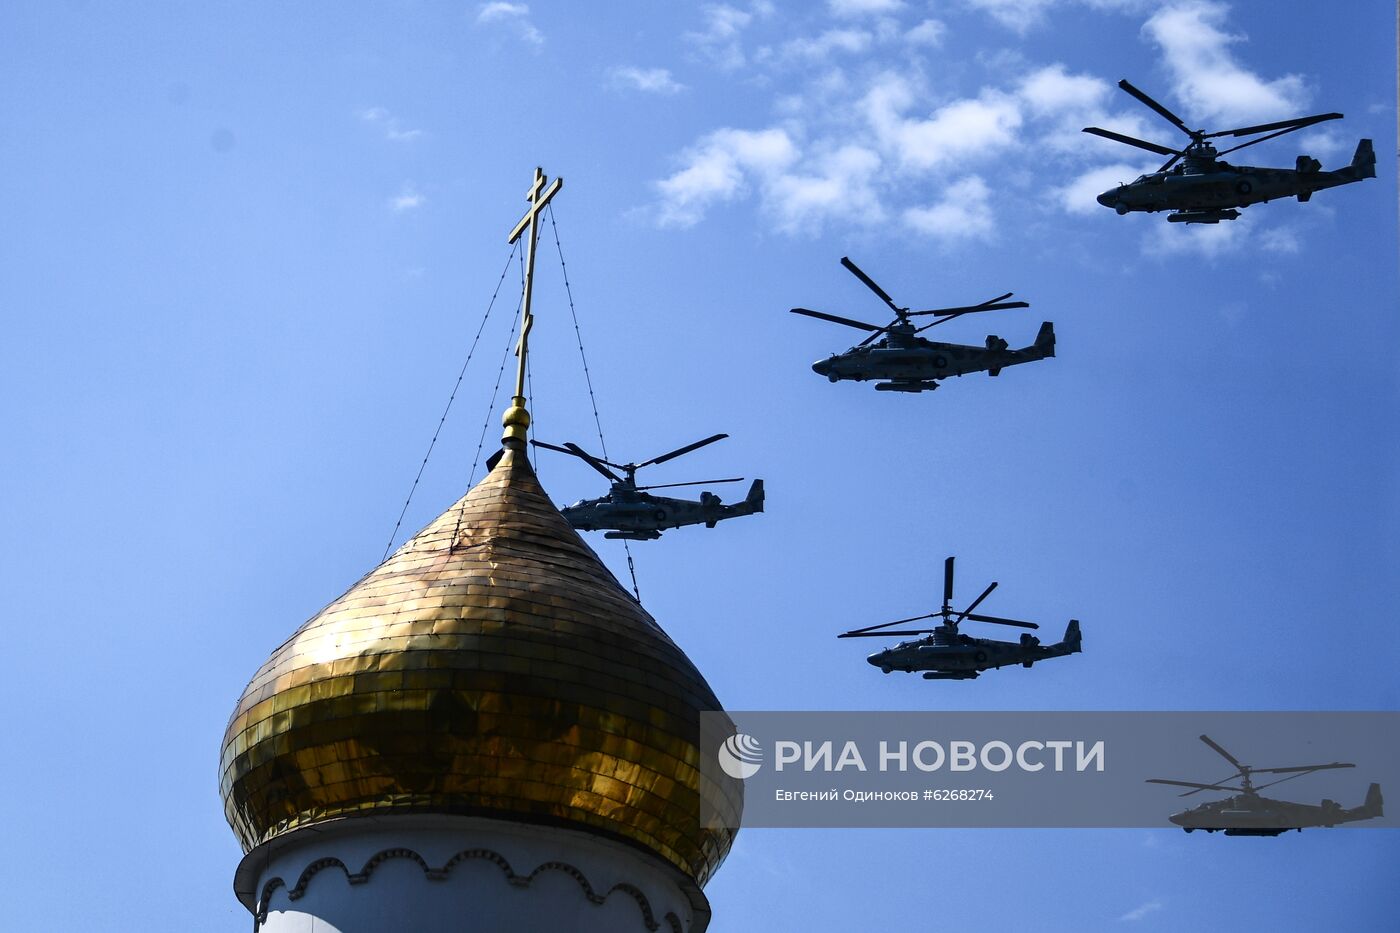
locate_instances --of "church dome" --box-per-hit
[219,447,741,885]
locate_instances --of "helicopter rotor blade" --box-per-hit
[1213,120,1338,157]
[839,612,942,637]
[1206,112,1342,139]
[562,442,623,483]
[791,307,885,332]
[907,300,1029,318]
[634,477,744,491]
[530,439,577,456]
[1156,151,1183,173]
[840,256,903,314]
[1146,778,1244,794]
[838,629,939,638]
[909,292,1015,313]
[1117,79,1193,137]
[963,612,1040,630]
[639,433,729,469]
[943,557,955,610]
[954,582,998,623]
[913,303,1031,333]
[1198,735,1245,771]
[1253,762,1355,775]
[1081,126,1181,157]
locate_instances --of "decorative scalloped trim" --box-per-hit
[254,846,683,933]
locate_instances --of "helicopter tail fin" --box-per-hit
[1359,782,1383,819]
[1034,321,1055,358]
[1061,619,1082,653]
[1349,139,1375,179]
[745,479,765,514]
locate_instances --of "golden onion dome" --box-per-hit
[219,447,740,884]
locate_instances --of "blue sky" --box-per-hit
[1,1,1395,929]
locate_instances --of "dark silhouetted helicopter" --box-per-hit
[1084,79,1375,224]
[531,434,763,540]
[792,257,1054,393]
[838,557,1081,680]
[1148,734,1384,836]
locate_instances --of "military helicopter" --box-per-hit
[1084,79,1375,224]
[530,433,763,540]
[1147,734,1384,836]
[791,257,1054,393]
[837,557,1081,680]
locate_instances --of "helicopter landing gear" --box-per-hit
[828,372,840,383]
[881,666,891,674]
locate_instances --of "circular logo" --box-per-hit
[718,733,764,779]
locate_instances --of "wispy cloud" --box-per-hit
[1144,212,1249,257]
[903,176,997,241]
[1055,161,1156,215]
[904,19,947,47]
[609,66,686,95]
[768,144,885,233]
[780,28,874,61]
[862,74,1023,171]
[389,184,425,213]
[652,0,1314,249]
[829,0,904,16]
[685,3,765,70]
[655,127,798,228]
[1118,899,1164,922]
[967,0,1146,34]
[359,107,423,142]
[476,2,543,47]
[1143,1,1309,124]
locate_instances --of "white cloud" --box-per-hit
[1019,65,1108,115]
[964,0,1058,32]
[609,66,686,95]
[649,1,1307,242]
[1055,162,1155,215]
[1118,899,1164,922]
[389,184,425,213]
[655,127,799,227]
[864,75,1023,171]
[1297,129,1347,160]
[1143,1,1309,124]
[781,28,873,60]
[967,0,1145,32]
[768,145,885,232]
[686,3,762,69]
[1144,212,1250,257]
[904,19,947,47]
[903,175,996,241]
[1258,225,1301,254]
[476,2,543,46]
[829,0,904,15]
[358,106,423,142]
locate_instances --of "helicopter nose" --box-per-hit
[1167,812,1186,826]
[1096,189,1116,207]
[866,651,885,667]
[812,358,831,375]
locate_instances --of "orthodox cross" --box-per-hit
[501,166,563,448]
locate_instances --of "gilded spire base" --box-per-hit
[501,395,531,449]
